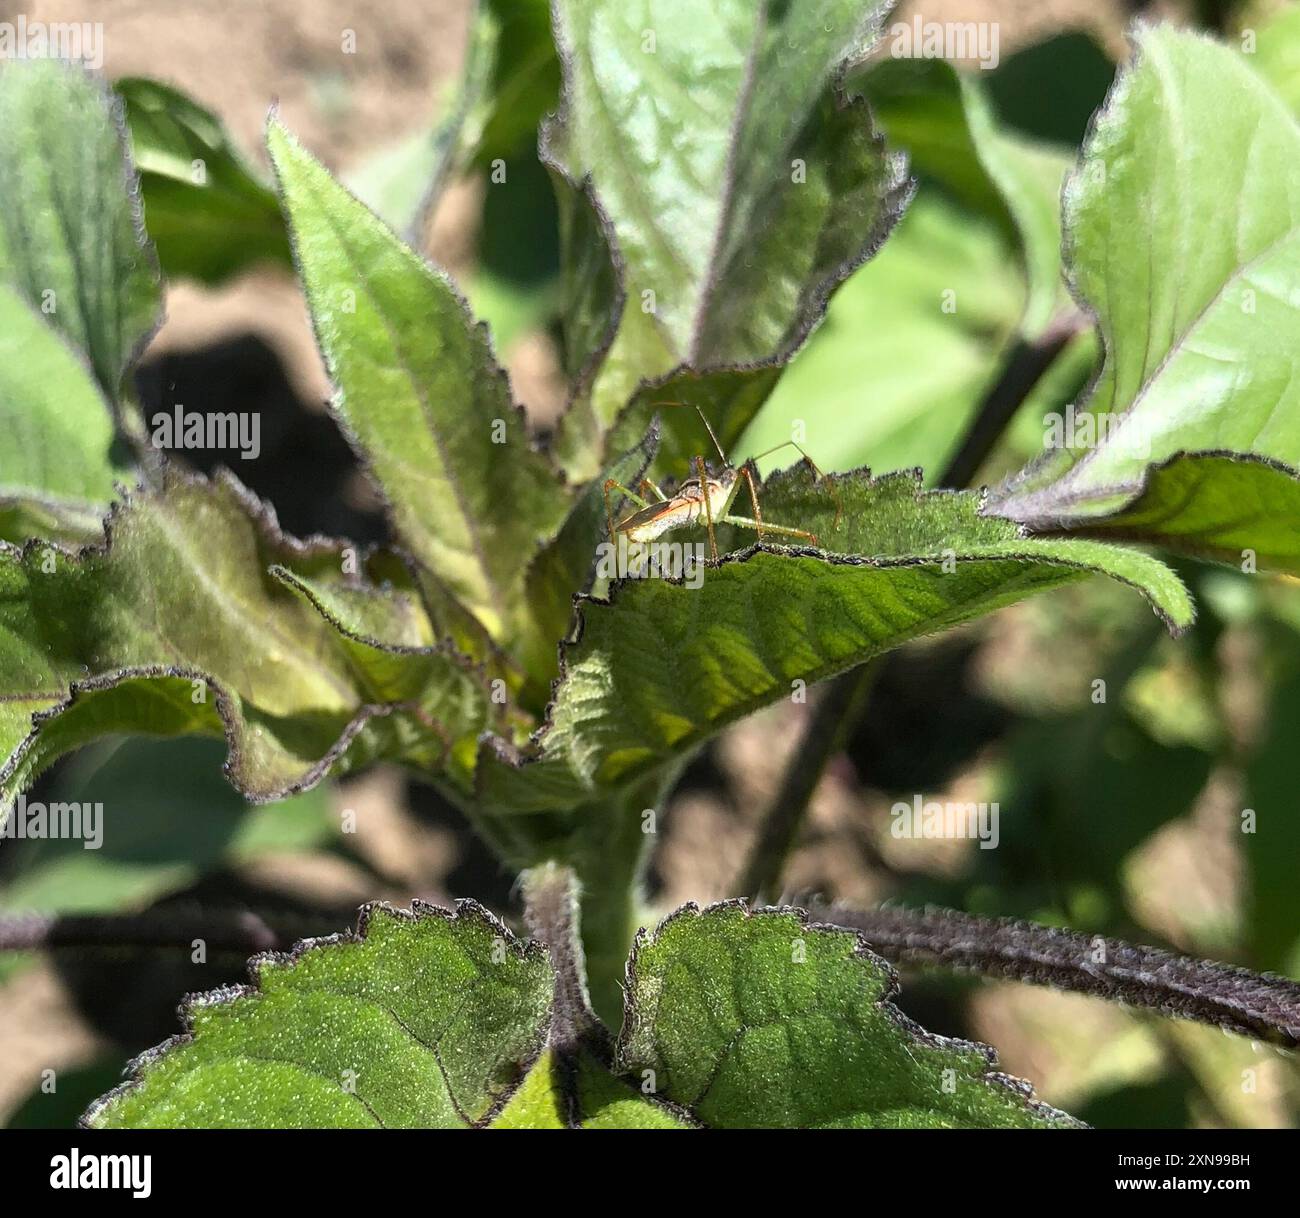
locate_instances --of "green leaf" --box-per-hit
[471,0,562,168]
[618,903,1077,1127]
[988,27,1300,573]
[477,466,1193,815]
[0,737,334,918]
[117,77,292,285]
[266,120,571,648]
[737,192,1025,482]
[85,902,555,1128]
[84,898,1073,1128]
[0,60,160,403]
[0,472,492,811]
[0,286,128,543]
[1249,3,1300,118]
[857,54,1071,334]
[549,0,910,477]
[518,421,661,683]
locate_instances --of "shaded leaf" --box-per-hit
[117,77,292,285]
[0,737,334,918]
[470,0,563,168]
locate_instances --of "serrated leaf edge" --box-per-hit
[541,22,915,468]
[78,898,552,1129]
[0,467,490,805]
[617,899,1085,1128]
[475,465,1192,802]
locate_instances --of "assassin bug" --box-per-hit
[603,404,842,561]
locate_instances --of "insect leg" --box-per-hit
[695,455,718,561]
[746,440,843,529]
[721,514,819,547]
[738,463,765,541]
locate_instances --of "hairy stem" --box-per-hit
[736,660,878,900]
[561,795,651,1030]
[521,863,610,1125]
[808,901,1300,1048]
[522,864,600,1046]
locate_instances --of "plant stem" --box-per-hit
[522,863,601,1047]
[561,791,653,1029]
[938,309,1086,491]
[806,900,1300,1049]
[737,660,878,901]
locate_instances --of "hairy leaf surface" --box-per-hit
[0,60,160,403]
[988,28,1300,572]
[0,474,491,812]
[85,900,1073,1128]
[619,904,1077,1127]
[86,903,554,1128]
[267,121,571,646]
[478,467,1192,814]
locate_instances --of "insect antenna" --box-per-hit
[647,399,730,468]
